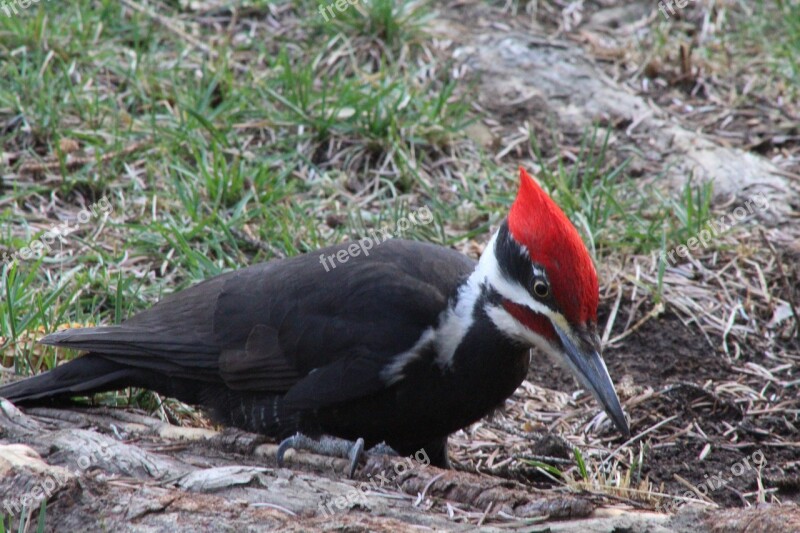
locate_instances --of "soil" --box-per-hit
[526,305,800,509]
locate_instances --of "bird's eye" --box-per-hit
[533,280,549,298]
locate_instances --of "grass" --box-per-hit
[0,0,727,383]
[738,0,800,98]
[0,0,473,384]
[529,127,714,260]
[312,0,435,59]
[523,444,659,506]
[642,0,800,103]
[0,500,47,533]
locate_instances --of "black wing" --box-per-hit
[40,239,475,410]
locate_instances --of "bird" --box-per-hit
[0,167,629,473]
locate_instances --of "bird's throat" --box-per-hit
[501,300,557,343]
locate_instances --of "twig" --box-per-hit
[477,501,493,527]
[18,140,150,175]
[120,0,212,56]
[119,0,250,74]
[600,415,679,468]
[760,229,799,337]
[414,472,444,506]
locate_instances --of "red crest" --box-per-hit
[508,168,599,325]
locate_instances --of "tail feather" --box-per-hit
[0,355,132,405]
[0,353,291,439]
[40,326,217,356]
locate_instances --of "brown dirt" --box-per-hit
[451,0,800,514]
[525,305,800,509]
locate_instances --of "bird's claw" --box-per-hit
[276,433,365,478]
[276,433,299,468]
[346,437,364,478]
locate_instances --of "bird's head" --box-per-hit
[480,167,629,436]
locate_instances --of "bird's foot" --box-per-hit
[277,433,365,478]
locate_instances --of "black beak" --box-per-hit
[553,325,630,437]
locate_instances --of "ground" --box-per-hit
[1,1,799,531]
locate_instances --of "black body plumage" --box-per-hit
[0,239,530,466]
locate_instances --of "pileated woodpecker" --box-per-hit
[0,168,628,470]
